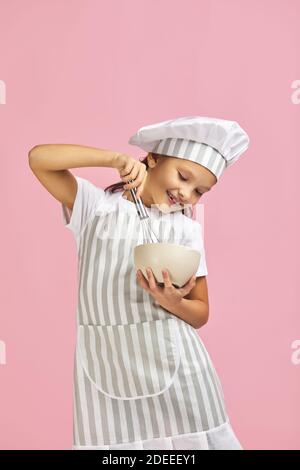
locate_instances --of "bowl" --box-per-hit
[133,243,201,288]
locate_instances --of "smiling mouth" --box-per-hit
[166,190,180,205]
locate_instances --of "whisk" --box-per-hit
[128,180,161,244]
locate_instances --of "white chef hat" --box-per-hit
[128,115,250,180]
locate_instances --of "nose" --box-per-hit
[178,189,192,204]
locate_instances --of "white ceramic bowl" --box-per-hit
[133,243,200,288]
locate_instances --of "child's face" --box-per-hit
[140,153,217,210]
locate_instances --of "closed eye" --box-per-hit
[178,171,188,181]
[178,171,203,196]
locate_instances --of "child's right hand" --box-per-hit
[114,153,147,199]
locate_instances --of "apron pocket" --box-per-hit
[77,318,181,400]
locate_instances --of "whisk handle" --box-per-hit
[129,184,149,220]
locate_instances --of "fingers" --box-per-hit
[161,269,195,294]
[180,275,196,296]
[136,171,147,198]
[120,159,140,180]
[161,269,173,289]
[119,160,135,177]
[123,164,147,196]
[121,163,140,183]
[117,154,148,197]
[137,267,159,292]
[145,267,158,291]
[118,155,147,196]
[136,269,150,292]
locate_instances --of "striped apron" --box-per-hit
[72,193,236,449]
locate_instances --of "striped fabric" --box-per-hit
[62,179,242,449]
[152,138,226,180]
[73,319,230,448]
[77,318,181,400]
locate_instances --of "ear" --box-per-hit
[147,152,159,168]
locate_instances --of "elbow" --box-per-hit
[28,145,40,168]
[28,145,39,158]
[193,318,209,330]
[193,305,209,330]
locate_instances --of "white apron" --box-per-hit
[62,184,243,450]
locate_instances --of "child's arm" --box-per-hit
[159,276,209,330]
[28,144,121,210]
[137,268,209,330]
[181,276,209,328]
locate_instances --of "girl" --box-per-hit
[29,115,249,450]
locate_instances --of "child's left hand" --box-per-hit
[136,267,196,309]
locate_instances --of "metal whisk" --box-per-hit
[129,181,161,244]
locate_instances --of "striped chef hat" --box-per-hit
[128,115,250,181]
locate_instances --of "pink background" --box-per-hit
[0,0,300,450]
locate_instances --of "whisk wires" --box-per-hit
[129,184,161,244]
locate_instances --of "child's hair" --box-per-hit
[104,153,194,218]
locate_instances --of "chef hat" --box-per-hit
[128,115,250,180]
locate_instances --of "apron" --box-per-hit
[71,192,242,450]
